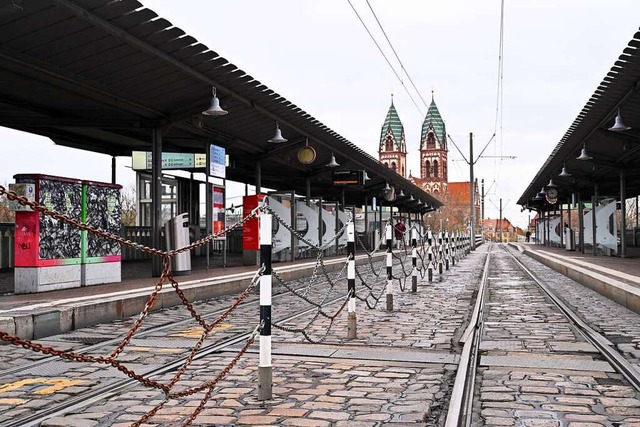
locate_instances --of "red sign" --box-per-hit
[242,194,265,250]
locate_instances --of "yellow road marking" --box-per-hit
[172,323,232,338]
[0,398,27,405]
[0,378,87,395]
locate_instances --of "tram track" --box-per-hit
[444,243,640,427]
[2,261,390,427]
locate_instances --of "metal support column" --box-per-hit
[559,203,564,248]
[578,195,585,253]
[620,171,627,257]
[592,195,597,255]
[111,156,116,185]
[151,128,163,277]
[469,133,475,250]
[290,190,295,262]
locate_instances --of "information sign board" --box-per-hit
[209,144,226,178]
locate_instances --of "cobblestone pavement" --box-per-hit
[474,245,640,426]
[0,247,486,426]
[508,245,640,368]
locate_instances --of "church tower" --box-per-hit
[378,95,407,178]
[419,93,447,193]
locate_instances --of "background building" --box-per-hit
[379,94,480,233]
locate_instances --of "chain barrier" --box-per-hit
[0,184,270,427]
[1,183,466,424]
[272,294,350,344]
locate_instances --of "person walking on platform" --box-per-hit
[525,230,531,242]
[394,217,406,249]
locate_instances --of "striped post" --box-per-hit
[411,227,418,292]
[445,231,450,271]
[438,232,444,275]
[451,231,458,266]
[427,230,434,282]
[347,222,357,339]
[258,211,272,401]
[386,222,393,311]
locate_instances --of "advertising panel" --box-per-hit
[212,185,226,240]
[242,194,265,250]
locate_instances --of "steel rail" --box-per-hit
[444,244,492,427]
[504,245,640,392]
[6,262,388,427]
[0,256,368,378]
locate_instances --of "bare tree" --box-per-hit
[0,184,15,223]
[120,185,137,226]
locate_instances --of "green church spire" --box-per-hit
[421,94,446,148]
[380,95,405,150]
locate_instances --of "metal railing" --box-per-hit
[0,224,244,269]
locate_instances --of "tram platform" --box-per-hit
[0,252,377,341]
[510,242,640,315]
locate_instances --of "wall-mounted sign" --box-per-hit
[332,170,364,185]
[209,144,226,178]
[132,151,207,171]
[297,146,316,165]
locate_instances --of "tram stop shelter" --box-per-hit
[0,0,441,277]
[518,28,640,258]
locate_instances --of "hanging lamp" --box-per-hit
[576,144,592,161]
[268,121,287,143]
[202,87,228,116]
[326,152,340,167]
[608,108,631,132]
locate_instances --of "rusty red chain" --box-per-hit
[0,184,268,426]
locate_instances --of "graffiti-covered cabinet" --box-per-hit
[12,174,121,294]
[82,180,122,286]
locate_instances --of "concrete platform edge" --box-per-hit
[1,255,381,341]
[510,243,640,315]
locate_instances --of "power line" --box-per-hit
[364,0,430,110]
[493,0,506,186]
[345,0,424,117]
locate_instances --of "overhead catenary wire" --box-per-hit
[493,0,506,185]
[345,0,424,117]
[364,0,429,111]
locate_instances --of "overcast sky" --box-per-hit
[2,0,640,228]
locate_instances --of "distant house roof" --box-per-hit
[447,181,472,205]
[482,217,514,231]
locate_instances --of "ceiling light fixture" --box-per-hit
[268,121,287,143]
[202,86,228,116]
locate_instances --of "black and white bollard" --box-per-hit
[445,232,450,271]
[411,227,418,292]
[438,232,444,275]
[386,222,393,311]
[258,210,272,401]
[427,230,434,282]
[347,222,357,339]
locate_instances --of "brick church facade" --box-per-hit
[378,94,480,230]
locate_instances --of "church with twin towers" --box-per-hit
[378,94,480,225]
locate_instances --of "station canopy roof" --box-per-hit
[0,0,440,213]
[518,28,640,209]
